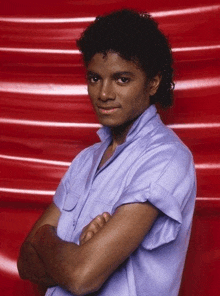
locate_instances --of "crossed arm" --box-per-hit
[17,201,158,295]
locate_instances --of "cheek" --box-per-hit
[118,86,137,103]
[130,93,149,113]
[127,83,146,97]
[129,87,146,103]
[88,85,93,96]
[88,87,97,102]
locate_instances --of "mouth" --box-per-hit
[97,107,119,114]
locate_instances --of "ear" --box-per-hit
[148,74,162,96]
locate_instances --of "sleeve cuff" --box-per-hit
[113,182,182,250]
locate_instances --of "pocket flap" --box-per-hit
[63,193,79,211]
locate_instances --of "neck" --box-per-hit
[110,119,135,151]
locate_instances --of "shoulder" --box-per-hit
[67,142,101,173]
[129,124,195,185]
[152,124,194,176]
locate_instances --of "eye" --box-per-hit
[87,74,100,84]
[117,77,130,84]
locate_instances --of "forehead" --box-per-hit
[87,52,146,76]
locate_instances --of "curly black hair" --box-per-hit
[77,9,174,108]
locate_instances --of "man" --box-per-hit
[17,9,196,296]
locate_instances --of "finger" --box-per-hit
[88,220,102,233]
[79,223,91,241]
[80,220,101,244]
[102,212,111,222]
[79,218,101,243]
[81,230,94,245]
[79,229,87,242]
[94,215,106,228]
[87,214,110,231]
[79,214,110,245]
[80,230,94,245]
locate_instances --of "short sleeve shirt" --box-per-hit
[46,105,196,296]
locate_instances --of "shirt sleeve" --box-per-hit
[113,144,196,250]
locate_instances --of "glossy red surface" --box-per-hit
[0,0,220,295]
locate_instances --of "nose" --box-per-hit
[99,80,115,101]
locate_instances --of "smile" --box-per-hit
[98,107,119,114]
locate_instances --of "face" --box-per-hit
[87,51,160,129]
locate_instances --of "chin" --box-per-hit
[101,119,134,131]
[97,117,119,127]
[100,121,120,128]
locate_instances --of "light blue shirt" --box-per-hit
[46,105,196,296]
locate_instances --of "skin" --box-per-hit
[17,51,161,296]
[17,203,60,295]
[18,210,111,296]
[79,212,112,245]
[87,51,161,153]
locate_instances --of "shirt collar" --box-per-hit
[97,104,158,143]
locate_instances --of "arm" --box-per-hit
[17,203,61,288]
[31,202,158,295]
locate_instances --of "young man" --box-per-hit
[17,9,196,296]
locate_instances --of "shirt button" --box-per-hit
[72,220,76,230]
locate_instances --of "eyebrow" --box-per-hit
[86,71,99,76]
[86,71,135,77]
[113,71,135,77]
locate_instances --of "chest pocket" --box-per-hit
[62,192,79,211]
[57,192,80,241]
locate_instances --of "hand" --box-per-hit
[19,204,157,295]
[31,224,57,244]
[17,239,55,286]
[79,212,111,245]
[17,204,60,288]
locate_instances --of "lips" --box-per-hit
[97,106,120,114]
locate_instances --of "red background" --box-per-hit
[0,0,220,295]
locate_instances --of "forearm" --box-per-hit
[31,224,86,295]
[31,203,158,295]
[17,239,56,287]
[17,203,61,287]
